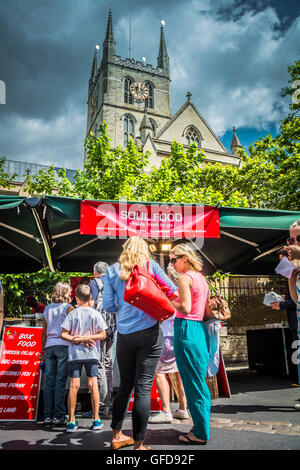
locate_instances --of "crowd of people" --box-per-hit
[39,236,216,450]
[38,218,300,450]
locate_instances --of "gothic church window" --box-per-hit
[185,126,201,148]
[123,114,135,146]
[145,81,154,109]
[124,77,134,104]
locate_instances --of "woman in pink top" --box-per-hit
[170,244,211,445]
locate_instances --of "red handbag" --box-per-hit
[124,263,176,322]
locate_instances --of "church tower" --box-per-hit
[86,9,172,154]
[86,8,241,168]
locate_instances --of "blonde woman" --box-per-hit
[149,264,188,424]
[169,244,211,445]
[103,236,177,450]
[40,282,74,426]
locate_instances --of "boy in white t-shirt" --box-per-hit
[61,284,107,432]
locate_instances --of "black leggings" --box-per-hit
[111,323,163,441]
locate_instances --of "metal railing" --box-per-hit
[210,276,288,327]
[3,159,78,184]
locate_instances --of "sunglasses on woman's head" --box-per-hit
[169,255,184,265]
[286,235,300,245]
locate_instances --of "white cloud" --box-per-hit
[2,106,85,168]
[115,1,298,136]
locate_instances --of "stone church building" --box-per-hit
[86,9,243,169]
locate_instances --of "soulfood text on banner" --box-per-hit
[80,200,220,240]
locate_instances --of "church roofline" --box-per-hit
[155,99,228,153]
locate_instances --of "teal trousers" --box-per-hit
[173,317,211,440]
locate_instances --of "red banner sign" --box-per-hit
[0,326,43,421]
[80,201,220,239]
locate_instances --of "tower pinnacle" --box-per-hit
[230,127,243,155]
[157,20,169,73]
[88,48,98,94]
[139,107,152,144]
[105,7,114,41]
[102,7,116,62]
[90,49,98,79]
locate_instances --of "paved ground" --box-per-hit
[0,367,299,453]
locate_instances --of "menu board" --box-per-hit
[0,326,43,421]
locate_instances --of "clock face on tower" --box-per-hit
[129,82,149,102]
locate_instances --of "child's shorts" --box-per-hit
[68,361,99,378]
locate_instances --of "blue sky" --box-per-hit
[0,0,299,169]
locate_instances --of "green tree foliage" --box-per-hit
[75,123,150,200]
[0,269,89,317]
[135,141,249,207]
[22,116,299,210]
[23,165,78,198]
[0,157,16,189]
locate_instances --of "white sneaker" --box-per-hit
[172,409,189,419]
[148,411,173,423]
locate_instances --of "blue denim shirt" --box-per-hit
[103,259,177,335]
